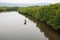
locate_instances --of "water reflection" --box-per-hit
[36,21,60,40]
[0,12,48,40]
[20,13,60,40]
[0,11,60,40]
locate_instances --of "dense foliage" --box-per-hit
[18,3,60,31]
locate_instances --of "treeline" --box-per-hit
[0,6,19,12]
[18,3,60,31]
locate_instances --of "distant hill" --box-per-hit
[0,3,50,7]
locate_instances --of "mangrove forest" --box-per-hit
[18,3,60,32]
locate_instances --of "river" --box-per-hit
[0,11,60,40]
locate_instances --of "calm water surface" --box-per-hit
[0,12,48,40]
[0,12,60,40]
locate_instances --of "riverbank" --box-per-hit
[18,3,60,32]
[0,6,19,12]
[19,12,60,40]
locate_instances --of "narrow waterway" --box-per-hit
[0,11,60,40]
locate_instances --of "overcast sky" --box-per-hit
[0,0,60,4]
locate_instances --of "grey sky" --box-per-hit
[0,0,60,4]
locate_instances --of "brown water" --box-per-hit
[0,11,60,40]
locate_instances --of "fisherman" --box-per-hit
[24,19,27,25]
